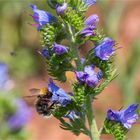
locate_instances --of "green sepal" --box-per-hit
[40,24,57,47]
[59,118,81,135]
[62,7,84,31]
[40,24,65,47]
[73,83,86,106]
[58,113,89,136]
[102,119,128,140]
[53,103,86,136]
[47,53,74,82]
[85,49,115,78]
[67,0,88,13]
[89,30,105,45]
[53,102,75,119]
[82,69,118,98]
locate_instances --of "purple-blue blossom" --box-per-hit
[80,26,96,37]
[81,14,99,37]
[30,4,57,30]
[8,99,32,130]
[56,3,67,15]
[76,65,102,87]
[94,37,115,60]
[85,14,99,27]
[107,104,139,129]
[84,0,96,6]
[81,58,85,64]
[41,48,50,59]
[97,70,103,80]
[65,111,81,120]
[0,63,9,89]
[53,43,68,55]
[48,79,71,106]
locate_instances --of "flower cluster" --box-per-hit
[76,65,102,87]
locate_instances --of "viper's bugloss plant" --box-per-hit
[29,0,139,139]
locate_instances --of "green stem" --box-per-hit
[86,95,100,140]
[67,24,83,71]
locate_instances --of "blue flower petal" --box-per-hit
[30,4,57,30]
[85,75,99,87]
[81,14,98,37]
[0,62,9,90]
[84,65,95,76]
[48,79,71,106]
[97,70,103,80]
[75,71,88,82]
[75,65,101,87]
[80,26,95,37]
[84,0,96,6]
[85,14,99,27]
[94,37,115,60]
[65,111,81,120]
[53,43,68,55]
[56,3,67,15]
[41,48,50,58]
[107,104,139,129]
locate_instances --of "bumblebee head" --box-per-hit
[40,87,49,95]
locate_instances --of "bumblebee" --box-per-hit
[25,87,55,117]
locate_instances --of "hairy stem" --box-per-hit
[67,24,83,71]
[86,95,100,140]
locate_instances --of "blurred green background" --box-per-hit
[0,0,140,140]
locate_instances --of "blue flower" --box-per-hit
[107,104,139,129]
[81,14,99,37]
[80,26,96,37]
[84,0,96,6]
[94,37,115,60]
[81,58,85,64]
[76,65,102,87]
[41,48,50,59]
[65,111,81,120]
[0,63,9,88]
[48,79,71,106]
[85,14,99,27]
[97,70,103,80]
[56,3,67,15]
[30,4,57,30]
[8,99,32,130]
[53,43,68,55]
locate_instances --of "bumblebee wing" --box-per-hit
[29,88,40,94]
